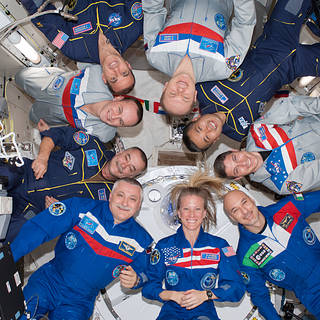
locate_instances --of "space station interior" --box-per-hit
[0,0,320,319]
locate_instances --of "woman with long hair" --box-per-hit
[142,170,245,319]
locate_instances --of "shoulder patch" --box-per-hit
[49,202,66,216]
[108,13,122,27]
[65,232,77,250]
[166,270,179,286]
[131,2,143,20]
[222,246,236,257]
[150,249,160,265]
[73,130,89,146]
[201,272,217,289]
[215,13,226,30]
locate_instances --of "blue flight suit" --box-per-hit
[196,0,320,142]
[3,126,114,242]
[142,226,244,320]
[11,197,153,320]
[21,0,143,63]
[237,191,320,319]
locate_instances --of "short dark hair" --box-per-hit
[213,151,235,179]
[128,146,148,175]
[182,122,210,153]
[106,70,136,95]
[160,88,193,116]
[123,97,143,126]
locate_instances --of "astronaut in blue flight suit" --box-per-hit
[11,178,153,320]
[223,190,320,320]
[20,0,144,94]
[183,0,320,152]
[2,124,147,242]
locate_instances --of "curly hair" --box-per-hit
[169,170,223,231]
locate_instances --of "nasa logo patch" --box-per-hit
[166,270,179,286]
[131,2,143,20]
[73,130,89,146]
[65,232,77,250]
[215,13,226,30]
[49,202,66,216]
[108,13,122,27]
[269,269,285,281]
[200,272,217,290]
[303,226,316,245]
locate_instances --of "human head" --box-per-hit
[101,54,135,95]
[99,96,143,127]
[223,190,264,233]
[102,147,147,180]
[109,178,143,224]
[183,113,226,152]
[160,73,197,116]
[214,150,263,179]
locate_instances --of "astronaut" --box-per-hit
[213,95,320,195]
[15,65,143,143]
[183,0,320,152]
[143,0,256,115]
[3,124,147,242]
[20,0,144,94]
[11,178,153,320]
[223,190,320,319]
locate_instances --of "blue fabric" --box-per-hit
[11,197,152,319]
[142,226,244,320]
[21,0,143,63]
[237,191,320,319]
[196,0,320,142]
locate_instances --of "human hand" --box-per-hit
[31,157,48,179]
[119,265,138,289]
[169,291,185,306]
[181,289,208,310]
[37,119,50,132]
[45,196,58,209]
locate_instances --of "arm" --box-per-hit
[224,0,256,66]
[142,0,167,50]
[257,96,320,125]
[240,265,281,320]
[11,197,81,262]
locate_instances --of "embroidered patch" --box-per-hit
[98,188,107,201]
[258,102,266,114]
[201,252,220,261]
[49,202,66,216]
[73,21,93,35]
[108,13,122,27]
[52,31,69,49]
[65,232,77,250]
[162,246,181,265]
[226,55,240,71]
[228,69,243,82]
[79,215,98,234]
[215,13,226,30]
[301,152,315,164]
[119,241,136,256]
[166,270,179,286]
[249,243,273,266]
[238,116,249,130]
[74,119,85,130]
[303,226,316,245]
[150,249,160,265]
[241,271,250,284]
[286,181,302,194]
[70,78,81,95]
[112,265,126,278]
[52,76,64,90]
[199,37,218,53]
[62,151,75,171]
[85,149,98,167]
[210,85,228,104]
[73,130,89,146]
[269,269,285,281]
[222,246,236,257]
[159,34,178,42]
[279,213,294,230]
[201,272,217,290]
[131,2,143,20]
[258,126,267,141]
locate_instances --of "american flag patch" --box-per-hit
[222,246,236,257]
[52,31,69,49]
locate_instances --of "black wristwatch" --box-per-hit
[206,290,213,300]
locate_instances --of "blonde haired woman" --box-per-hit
[142,171,244,319]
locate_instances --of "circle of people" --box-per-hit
[4,0,320,319]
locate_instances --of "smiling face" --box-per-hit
[109,180,142,224]
[178,194,207,233]
[161,73,197,116]
[101,54,134,94]
[99,98,138,127]
[187,113,225,150]
[223,151,264,178]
